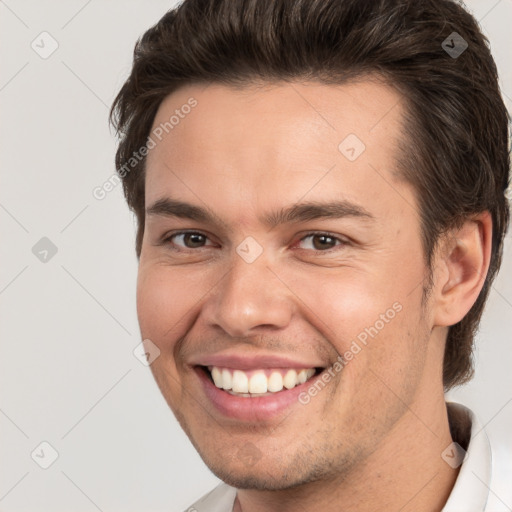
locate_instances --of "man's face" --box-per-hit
[137,80,438,489]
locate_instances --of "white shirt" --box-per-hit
[185,402,494,512]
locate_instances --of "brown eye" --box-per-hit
[297,233,345,252]
[182,233,207,248]
[167,232,213,249]
[312,235,337,250]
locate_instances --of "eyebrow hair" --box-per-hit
[146,197,374,229]
[262,200,374,227]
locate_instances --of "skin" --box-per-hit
[137,79,492,512]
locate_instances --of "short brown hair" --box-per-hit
[110,0,510,390]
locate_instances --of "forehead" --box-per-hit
[144,79,410,226]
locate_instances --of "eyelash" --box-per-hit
[161,230,348,254]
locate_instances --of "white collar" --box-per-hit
[442,402,492,511]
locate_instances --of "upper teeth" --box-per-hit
[209,366,316,394]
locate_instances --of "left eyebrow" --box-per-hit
[145,198,375,230]
[261,200,375,229]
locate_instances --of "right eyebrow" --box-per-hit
[146,198,230,230]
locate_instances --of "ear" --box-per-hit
[432,212,492,327]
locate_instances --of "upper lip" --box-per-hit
[189,352,326,370]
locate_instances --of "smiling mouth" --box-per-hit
[199,365,323,397]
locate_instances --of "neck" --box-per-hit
[234,390,460,512]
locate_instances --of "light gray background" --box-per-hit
[0,1,511,511]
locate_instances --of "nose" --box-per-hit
[202,249,294,338]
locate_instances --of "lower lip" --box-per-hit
[195,367,319,422]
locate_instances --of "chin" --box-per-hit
[210,465,315,491]
[200,449,343,491]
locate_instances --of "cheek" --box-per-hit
[280,265,426,385]
[136,264,205,348]
[136,264,210,413]
[282,267,406,345]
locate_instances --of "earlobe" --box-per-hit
[433,212,492,327]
